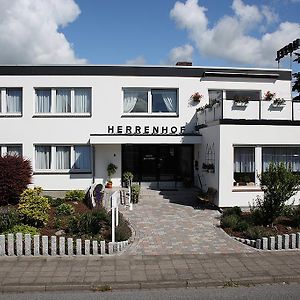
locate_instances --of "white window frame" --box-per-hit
[34,87,91,116]
[0,145,22,156]
[122,88,178,116]
[0,88,22,116]
[34,145,91,173]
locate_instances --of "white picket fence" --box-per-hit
[0,233,129,256]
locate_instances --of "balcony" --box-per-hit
[197,99,300,126]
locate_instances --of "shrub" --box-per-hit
[4,224,39,235]
[65,190,86,202]
[56,203,74,216]
[123,171,133,187]
[233,220,249,232]
[68,208,110,236]
[0,208,20,233]
[223,206,242,217]
[244,226,273,240]
[253,162,300,226]
[0,155,32,205]
[131,184,140,204]
[49,197,65,208]
[18,187,50,227]
[291,205,300,227]
[112,214,131,242]
[220,214,240,229]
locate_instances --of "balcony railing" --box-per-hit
[197,99,299,125]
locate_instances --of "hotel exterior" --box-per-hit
[0,64,298,208]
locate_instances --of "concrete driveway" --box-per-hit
[121,188,255,255]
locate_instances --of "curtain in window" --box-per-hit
[35,146,51,169]
[75,89,91,113]
[234,147,255,172]
[74,146,91,169]
[56,89,71,113]
[36,90,51,113]
[208,90,223,104]
[161,91,176,112]
[6,89,21,113]
[123,91,138,113]
[56,146,70,169]
[7,146,21,156]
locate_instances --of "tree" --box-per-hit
[254,162,300,226]
[0,155,32,205]
[293,53,300,100]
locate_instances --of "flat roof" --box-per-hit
[0,64,292,80]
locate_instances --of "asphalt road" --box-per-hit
[1,283,300,300]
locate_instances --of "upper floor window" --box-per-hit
[226,90,260,101]
[0,145,22,156]
[0,88,22,115]
[35,144,91,172]
[35,88,91,115]
[123,88,177,115]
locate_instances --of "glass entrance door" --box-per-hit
[141,145,157,181]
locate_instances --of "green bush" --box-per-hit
[220,214,240,229]
[244,226,273,240]
[49,197,65,208]
[68,208,110,236]
[56,203,74,216]
[233,220,249,232]
[223,206,242,217]
[291,205,300,227]
[18,187,50,227]
[65,190,86,202]
[131,184,140,204]
[4,224,39,235]
[114,214,131,241]
[0,208,20,233]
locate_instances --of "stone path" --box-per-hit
[121,188,254,255]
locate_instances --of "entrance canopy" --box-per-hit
[90,134,202,144]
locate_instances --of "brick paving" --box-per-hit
[1,251,300,292]
[121,188,254,255]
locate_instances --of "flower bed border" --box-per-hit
[234,232,300,250]
[0,233,130,256]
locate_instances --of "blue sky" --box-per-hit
[0,0,299,70]
[60,0,300,69]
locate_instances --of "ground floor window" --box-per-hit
[234,147,255,185]
[0,145,22,156]
[262,147,300,173]
[122,144,193,183]
[35,145,91,172]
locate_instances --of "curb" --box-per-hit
[2,275,300,293]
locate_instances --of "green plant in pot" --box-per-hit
[123,171,133,187]
[106,163,117,188]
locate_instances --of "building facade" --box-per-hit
[0,64,297,207]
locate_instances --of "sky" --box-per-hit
[0,0,299,71]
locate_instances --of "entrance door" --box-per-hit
[158,145,176,181]
[141,145,157,181]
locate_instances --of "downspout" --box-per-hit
[92,145,95,184]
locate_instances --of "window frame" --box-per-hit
[225,89,261,101]
[0,88,22,116]
[34,87,92,117]
[34,144,92,173]
[122,88,178,116]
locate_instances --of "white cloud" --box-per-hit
[0,0,86,64]
[125,55,146,65]
[165,44,194,65]
[170,0,300,67]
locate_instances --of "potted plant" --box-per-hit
[233,95,249,106]
[263,91,276,101]
[191,92,203,103]
[273,98,286,106]
[106,163,117,188]
[123,171,133,187]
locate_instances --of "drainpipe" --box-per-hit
[92,145,95,184]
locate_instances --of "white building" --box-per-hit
[0,64,297,207]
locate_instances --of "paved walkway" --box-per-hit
[121,188,254,255]
[0,251,300,292]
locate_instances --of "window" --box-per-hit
[123,88,177,114]
[0,145,22,156]
[263,147,300,173]
[234,147,255,184]
[35,89,51,113]
[35,145,91,172]
[35,88,91,115]
[208,90,223,105]
[0,88,22,114]
[226,90,260,101]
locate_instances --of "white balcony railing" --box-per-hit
[197,99,297,125]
